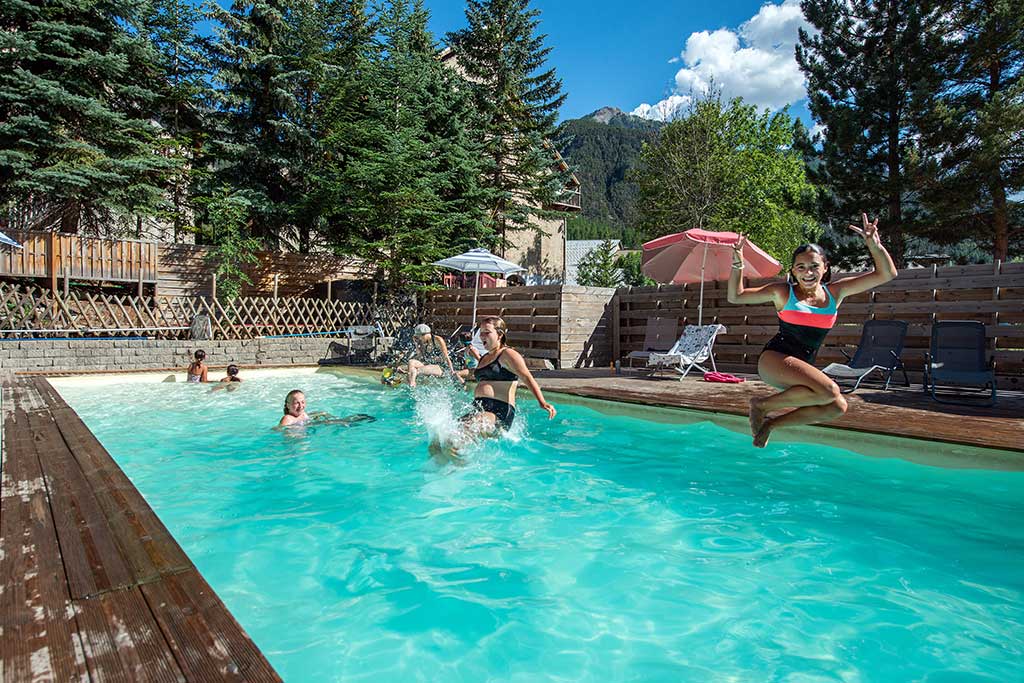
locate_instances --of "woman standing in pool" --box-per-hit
[431,316,556,460]
[728,213,897,447]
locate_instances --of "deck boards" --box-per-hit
[0,376,281,682]
[536,369,1024,455]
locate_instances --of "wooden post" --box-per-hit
[327,279,332,301]
[63,262,70,297]
[49,230,58,293]
[211,272,217,301]
[273,273,279,299]
[137,243,144,298]
[611,292,621,364]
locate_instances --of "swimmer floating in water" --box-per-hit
[277,389,376,429]
[727,213,897,448]
[429,316,555,462]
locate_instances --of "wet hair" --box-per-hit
[789,243,832,284]
[479,316,508,347]
[284,389,304,415]
[193,349,206,362]
[227,364,239,377]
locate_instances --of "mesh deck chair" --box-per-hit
[625,317,678,368]
[923,321,997,406]
[822,320,910,393]
[647,324,727,379]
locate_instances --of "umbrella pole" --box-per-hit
[472,274,479,328]
[698,242,708,326]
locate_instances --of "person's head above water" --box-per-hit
[788,243,832,289]
[413,323,431,339]
[478,316,508,351]
[226,364,239,378]
[284,389,306,416]
[193,349,206,363]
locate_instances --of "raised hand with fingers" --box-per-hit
[848,212,881,249]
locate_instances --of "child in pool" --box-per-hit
[277,389,375,429]
[186,350,208,383]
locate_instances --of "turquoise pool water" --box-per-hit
[55,371,1024,682]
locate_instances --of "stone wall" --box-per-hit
[0,337,346,374]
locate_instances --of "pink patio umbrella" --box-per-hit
[642,228,782,325]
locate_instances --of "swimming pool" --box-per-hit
[53,369,1024,682]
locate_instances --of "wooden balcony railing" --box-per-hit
[0,230,158,291]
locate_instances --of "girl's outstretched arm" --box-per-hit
[727,236,786,307]
[503,348,556,419]
[831,213,898,302]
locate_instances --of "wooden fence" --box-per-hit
[0,231,158,291]
[613,261,1024,388]
[0,283,417,340]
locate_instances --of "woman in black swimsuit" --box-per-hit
[430,316,556,460]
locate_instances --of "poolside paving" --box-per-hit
[535,368,1024,454]
[0,376,282,682]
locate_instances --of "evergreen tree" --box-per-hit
[447,0,573,254]
[615,251,655,287]
[205,0,315,249]
[0,0,175,232]
[317,0,490,288]
[575,239,621,288]
[797,0,945,266]
[917,0,1024,261]
[632,93,817,261]
[142,0,214,241]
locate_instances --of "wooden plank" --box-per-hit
[74,589,187,683]
[141,571,282,683]
[1,405,89,682]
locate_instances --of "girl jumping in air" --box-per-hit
[727,213,897,447]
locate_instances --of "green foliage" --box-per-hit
[797,0,945,266]
[447,0,573,250]
[614,251,655,287]
[576,239,621,288]
[316,0,491,288]
[567,216,645,249]
[0,0,176,231]
[914,0,1024,261]
[632,92,817,262]
[200,189,261,301]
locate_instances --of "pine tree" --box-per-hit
[575,239,621,288]
[917,0,1024,260]
[0,0,175,232]
[205,0,315,249]
[797,0,946,266]
[447,0,572,254]
[142,0,214,241]
[317,0,490,288]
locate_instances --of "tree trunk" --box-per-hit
[60,201,79,234]
[991,179,1009,261]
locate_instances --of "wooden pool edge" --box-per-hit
[0,375,283,682]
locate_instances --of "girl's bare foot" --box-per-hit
[749,397,766,436]
[753,420,773,448]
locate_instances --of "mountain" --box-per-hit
[555,108,663,240]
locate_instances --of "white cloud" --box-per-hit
[632,0,812,122]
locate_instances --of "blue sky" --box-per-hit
[424,0,815,125]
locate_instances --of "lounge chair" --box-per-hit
[923,321,997,406]
[319,324,391,365]
[625,317,679,368]
[822,320,909,393]
[647,324,727,379]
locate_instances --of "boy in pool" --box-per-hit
[277,389,376,429]
[211,364,243,392]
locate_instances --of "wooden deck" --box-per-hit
[536,369,1024,456]
[0,376,281,682]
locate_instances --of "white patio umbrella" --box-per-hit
[432,248,526,328]
[0,230,22,249]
